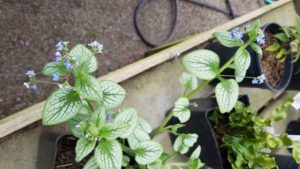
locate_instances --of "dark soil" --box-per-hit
[261,31,284,87]
[0,0,264,119]
[55,135,88,169]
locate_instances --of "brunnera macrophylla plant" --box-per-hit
[24,41,204,169]
[181,20,265,114]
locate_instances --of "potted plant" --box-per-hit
[268,14,300,90]
[24,41,204,169]
[205,21,293,92]
[168,95,300,169]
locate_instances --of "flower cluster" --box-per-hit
[88,41,103,54]
[55,41,69,51]
[230,27,243,40]
[252,74,266,85]
[24,70,37,91]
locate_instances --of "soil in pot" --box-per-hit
[260,31,285,87]
[54,135,90,169]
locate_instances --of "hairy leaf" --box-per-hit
[99,80,126,109]
[215,79,239,113]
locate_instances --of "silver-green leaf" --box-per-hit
[127,128,151,149]
[114,108,138,138]
[99,80,126,109]
[234,48,251,82]
[91,106,106,127]
[75,137,96,162]
[95,139,122,169]
[173,134,198,154]
[215,79,239,113]
[99,122,129,140]
[83,156,99,169]
[250,42,262,58]
[134,140,163,165]
[69,44,98,73]
[75,74,103,102]
[179,72,198,90]
[173,97,191,123]
[182,49,220,80]
[42,62,67,76]
[42,89,82,125]
[137,117,152,134]
[213,31,244,47]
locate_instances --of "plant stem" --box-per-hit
[121,144,135,157]
[85,100,94,112]
[151,39,253,138]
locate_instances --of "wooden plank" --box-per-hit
[0,0,293,139]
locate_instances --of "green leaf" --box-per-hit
[234,48,251,82]
[179,72,198,90]
[271,98,293,121]
[265,43,280,52]
[274,33,289,43]
[173,134,198,154]
[137,117,152,134]
[99,122,129,140]
[127,128,151,149]
[147,160,163,169]
[42,62,67,76]
[75,74,103,102]
[275,48,286,59]
[134,140,163,165]
[213,31,244,48]
[250,42,262,58]
[75,137,96,162]
[172,97,191,123]
[279,134,293,146]
[83,156,99,169]
[69,44,98,73]
[91,106,106,127]
[182,49,220,80]
[188,158,205,169]
[122,155,130,167]
[190,146,201,159]
[42,89,82,125]
[99,80,126,109]
[67,114,89,138]
[215,79,239,113]
[114,108,138,138]
[95,139,122,169]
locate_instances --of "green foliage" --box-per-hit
[42,89,82,125]
[134,140,163,165]
[182,49,220,80]
[213,101,297,169]
[173,134,198,154]
[215,79,239,113]
[173,97,191,123]
[213,31,244,47]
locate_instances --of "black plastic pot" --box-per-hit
[168,95,250,169]
[206,23,293,93]
[288,60,300,90]
[168,95,299,169]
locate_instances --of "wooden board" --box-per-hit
[0,0,295,139]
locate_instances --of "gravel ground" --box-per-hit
[0,0,264,118]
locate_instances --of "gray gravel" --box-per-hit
[0,0,264,118]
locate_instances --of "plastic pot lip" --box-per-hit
[255,22,293,93]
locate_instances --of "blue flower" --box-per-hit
[64,60,74,70]
[257,36,265,45]
[88,41,103,54]
[76,61,80,67]
[257,74,266,84]
[52,73,60,82]
[26,70,36,78]
[55,41,69,51]
[230,27,243,40]
[55,52,62,62]
[252,79,259,85]
[31,84,38,91]
[107,114,113,122]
